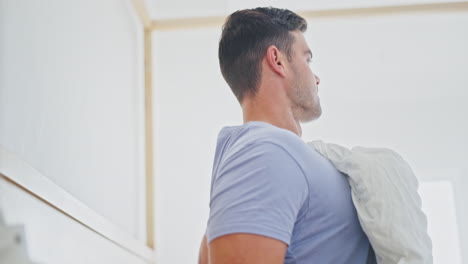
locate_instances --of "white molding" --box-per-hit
[130,0,156,249]
[0,146,156,263]
[125,0,150,245]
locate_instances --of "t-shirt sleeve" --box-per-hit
[206,142,309,245]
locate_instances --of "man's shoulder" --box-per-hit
[221,122,305,152]
[214,122,315,177]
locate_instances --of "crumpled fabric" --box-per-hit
[308,140,433,264]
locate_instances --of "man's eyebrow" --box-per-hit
[305,49,313,59]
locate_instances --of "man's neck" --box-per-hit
[242,99,302,137]
[244,116,302,137]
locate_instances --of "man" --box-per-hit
[199,7,371,263]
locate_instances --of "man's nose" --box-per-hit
[314,74,320,85]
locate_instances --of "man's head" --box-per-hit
[219,7,322,122]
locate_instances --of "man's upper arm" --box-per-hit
[206,142,309,263]
[209,233,287,264]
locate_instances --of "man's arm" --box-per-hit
[206,142,307,263]
[209,233,287,264]
[198,235,209,264]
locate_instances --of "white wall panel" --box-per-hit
[0,0,146,239]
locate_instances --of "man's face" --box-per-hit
[286,31,321,122]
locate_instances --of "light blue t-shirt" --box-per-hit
[207,121,371,263]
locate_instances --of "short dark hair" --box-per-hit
[219,7,307,103]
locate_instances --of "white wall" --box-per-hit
[0,0,146,239]
[152,27,240,263]
[152,9,468,264]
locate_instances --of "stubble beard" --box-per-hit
[289,77,322,123]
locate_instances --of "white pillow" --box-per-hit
[308,140,433,264]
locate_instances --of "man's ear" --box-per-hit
[265,45,287,78]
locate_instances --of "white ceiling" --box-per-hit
[144,0,465,20]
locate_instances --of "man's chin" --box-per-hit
[300,107,322,123]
